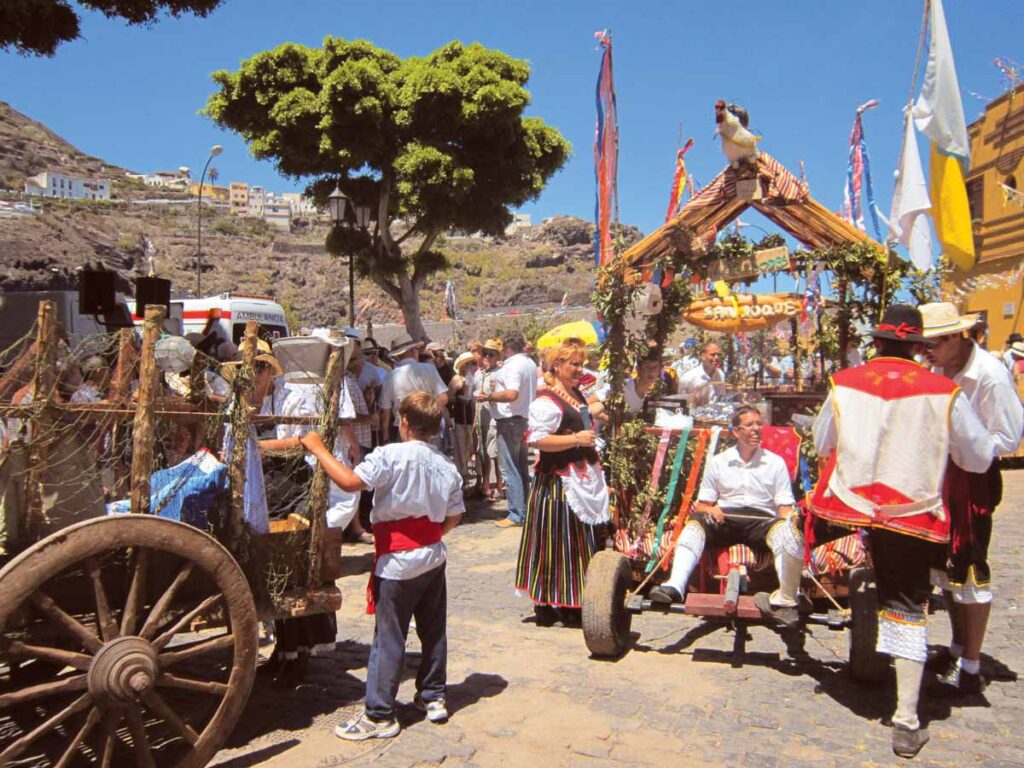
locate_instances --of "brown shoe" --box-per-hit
[892,724,929,758]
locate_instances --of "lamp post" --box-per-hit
[195,145,223,296]
[328,187,373,325]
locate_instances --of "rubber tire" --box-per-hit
[847,566,889,684]
[582,551,633,658]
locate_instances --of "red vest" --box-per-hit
[809,357,958,543]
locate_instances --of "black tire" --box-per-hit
[847,566,889,684]
[582,551,633,658]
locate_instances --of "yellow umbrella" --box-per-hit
[536,319,604,350]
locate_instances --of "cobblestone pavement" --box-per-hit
[212,471,1024,768]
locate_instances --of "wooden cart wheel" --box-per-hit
[0,515,258,767]
[847,566,889,684]
[581,551,633,658]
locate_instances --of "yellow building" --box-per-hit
[229,182,249,215]
[949,84,1024,350]
[188,182,230,203]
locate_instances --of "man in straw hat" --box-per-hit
[450,351,478,489]
[379,334,448,443]
[920,302,1023,698]
[807,304,995,758]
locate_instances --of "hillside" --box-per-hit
[0,102,635,334]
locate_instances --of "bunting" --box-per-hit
[664,138,694,222]
[593,30,619,267]
[843,100,888,241]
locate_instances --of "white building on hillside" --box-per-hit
[25,171,110,201]
[248,185,266,217]
[279,192,318,218]
[262,194,292,231]
[505,212,532,237]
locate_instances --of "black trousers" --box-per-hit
[365,563,447,721]
[690,506,778,550]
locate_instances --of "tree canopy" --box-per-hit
[1,0,224,57]
[204,37,571,338]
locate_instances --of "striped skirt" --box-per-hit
[515,472,599,608]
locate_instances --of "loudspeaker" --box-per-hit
[79,270,117,315]
[135,276,171,317]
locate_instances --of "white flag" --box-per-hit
[889,116,933,271]
[912,0,970,162]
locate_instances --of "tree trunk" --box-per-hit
[398,276,427,340]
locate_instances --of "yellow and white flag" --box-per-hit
[912,0,975,271]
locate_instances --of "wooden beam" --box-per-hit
[26,301,57,536]
[130,306,165,515]
[227,321,259,545]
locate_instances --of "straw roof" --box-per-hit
[614,153,883,282]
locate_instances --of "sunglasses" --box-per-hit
[483,350,499,357]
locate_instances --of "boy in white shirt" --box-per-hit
[301,392,463,740]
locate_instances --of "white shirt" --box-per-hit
[697,446,794,515]
[934,342,1023,457]
[672,356,700,379]
[358,361,388,390]
[70,383,102,404]
[813,389,995,474]
[623,378,647,414]
[379,358,447,415]
[495,353,537,419]
[474,366,502,418]
[678,364,725,406]
[275,379,356,463]
[355,440,464,580]
[221,420,270,534]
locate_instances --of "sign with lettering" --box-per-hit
[703,246,792,283]
[682,292,802,332]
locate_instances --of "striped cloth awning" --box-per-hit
[686,152,809,210]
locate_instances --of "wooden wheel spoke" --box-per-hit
[86,557,120,642]
[98,710,123,768]
[142,690,199,745]
[0,692,92,762]
[121,547,150,637]
[2,639,92,671]
[30,591,103,654]
[158,634,234,668]
[0,672,87,709]
[152,594,222,651]
[156,671,229,696]
[54,706,102,768]
[125,706,156,768]
[139,562,194,641]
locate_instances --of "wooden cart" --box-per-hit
[0,302,349,767]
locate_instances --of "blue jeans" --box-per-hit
[365,563,447,721]
[495,416,529,523]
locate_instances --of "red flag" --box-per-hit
[664,138,694,222]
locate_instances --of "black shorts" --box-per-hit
[690,507,780,551]
[869,528,946,615]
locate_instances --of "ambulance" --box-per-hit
[178,293,290,344]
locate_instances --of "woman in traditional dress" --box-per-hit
[516,339,610,625]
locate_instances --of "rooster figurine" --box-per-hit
[715,100,760,168]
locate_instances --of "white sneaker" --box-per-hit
[413,693,449,723]
[334,711,400,740]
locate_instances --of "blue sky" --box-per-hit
[2,0,1021,245]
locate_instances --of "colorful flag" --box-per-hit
[560,292,569,309]
[889,116,934,271]
[843,100,888,241]
[593,30,619,268]
[664,138,694,222]
[912,0,975,271]
[444,280,458,321]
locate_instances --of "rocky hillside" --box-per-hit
[0,102,639,334]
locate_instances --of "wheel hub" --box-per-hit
[87,636,158,703]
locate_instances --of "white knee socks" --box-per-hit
[664,523,706,594]
[893,658,924,730]
[767,520,803,608]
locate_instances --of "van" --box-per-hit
[177,292,289,345]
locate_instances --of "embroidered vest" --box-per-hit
[809,357,959,542]
[534,389,599,476]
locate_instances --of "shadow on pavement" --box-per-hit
[398,671,509,726]
[211,740,301,768]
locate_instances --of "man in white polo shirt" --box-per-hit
[678,341,725,406]
[649,405,802,627]
[379,333,448,443]
[477,332,537,527]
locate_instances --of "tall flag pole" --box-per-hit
[664,138,694,222]
[593,30,619,268]
[912,0,975,271]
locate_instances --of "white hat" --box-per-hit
[1010,341,1024,359]
[919,302,979,339]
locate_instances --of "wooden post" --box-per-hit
[228,322,258,544]
[130,306,164,515]
[790,317,802,391]
[110,328,137,403]
[837,276,850,371]
[306,344,347,587]
[25,301,57,536]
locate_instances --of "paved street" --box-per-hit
[212,470,1024,768]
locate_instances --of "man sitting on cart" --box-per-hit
[648,405,804,627]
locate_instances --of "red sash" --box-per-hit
[366,516,443,614]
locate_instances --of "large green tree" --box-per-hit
[1,0,224,56]
[204,37,570,339]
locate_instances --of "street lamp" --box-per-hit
[195,144,223,296]
[328,187,372,325]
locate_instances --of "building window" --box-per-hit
[1005,174,1018,190]
[966,177,984,222]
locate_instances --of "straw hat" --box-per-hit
[221,338,283,379]
[482,338,503,354]
[1010,341,1024,359]
[454,352,476,373]
[390,332,424,356]
[919,302,979,339]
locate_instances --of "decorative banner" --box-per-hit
[444,280,458,320]
[593,30,619,268]
[683,292,803,333]
[664,138,694,222]
[842,100,888,240]
[704,246,792,282]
